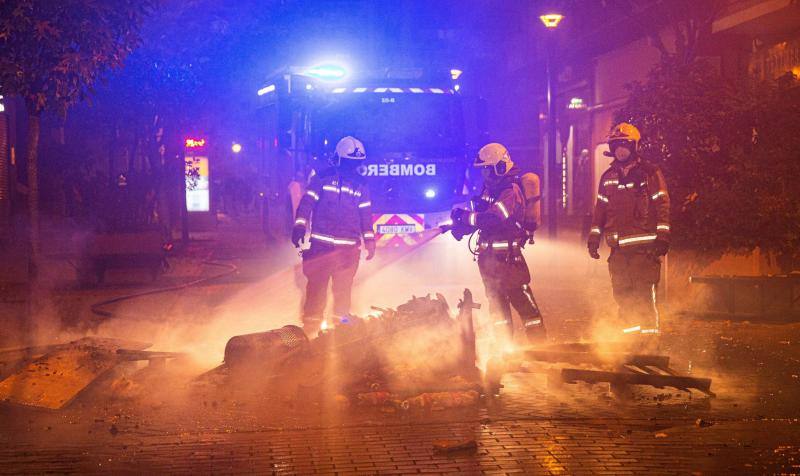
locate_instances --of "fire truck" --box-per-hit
[255,63,476,246]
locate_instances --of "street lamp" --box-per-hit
[540,12,564,239]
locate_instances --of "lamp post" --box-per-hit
[540,13,563,239]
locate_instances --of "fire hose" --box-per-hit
[90,261,238,319]
[92,225,443,322]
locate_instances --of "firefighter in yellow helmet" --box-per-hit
[588,123,670,335]
[293,136,376,337]
[450,143,545,344]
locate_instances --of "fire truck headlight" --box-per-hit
[425,189,436,199]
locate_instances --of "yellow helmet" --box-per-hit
[608,122,641,147]
[475,143,514,176]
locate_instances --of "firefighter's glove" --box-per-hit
[365,239,376,260]
[588,241,600,260]
[654,239,669,257]
[450,208,471,226]
[450,224,470,241]
[291,225,306,248]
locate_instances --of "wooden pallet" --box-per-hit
[485,342,715,398]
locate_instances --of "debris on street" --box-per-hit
[206,290,482,408]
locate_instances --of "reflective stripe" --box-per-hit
[651,284,660,332]
[358,201,372,209]
[603,179,619,187]
[490,242,512,249]
[363,231,375,239]
[522,284,537,310]
[641,328,660,334]
[618,234,657,246]
[626,183,634,189]
[294,218,307,226]
[590,226,601,235]
[310,233,358,246]
[468,212,477,226]
[341,186,353,195]
[322,185,340,193]
[657,224,671,232]
[622,325,641,334]
[597,194,609,203]
[651,190,667,200]
[494,319,510,326]
[495,201,509,219]
[306,190,320,201]
[354,190,362,198]
[524,319,542,327]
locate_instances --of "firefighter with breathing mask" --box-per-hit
[450,143,546,344]
[588,123,670,335]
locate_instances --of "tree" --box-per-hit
[615,60,800,264]
[606,0,726,65]
[0,0,154,265]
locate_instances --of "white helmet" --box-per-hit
[475,143,514,176]
[335,136,366,161]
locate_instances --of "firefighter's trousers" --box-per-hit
[477,249,544,341]
[608,248,661,331]
[302,243,360,330]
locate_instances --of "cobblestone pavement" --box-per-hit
[2,226,800,474]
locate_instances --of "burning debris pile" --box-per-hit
[209,290,482,410]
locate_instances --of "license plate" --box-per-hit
[377,224,418,235]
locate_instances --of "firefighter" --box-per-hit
[588,123,670,335]
[292,136,376,337]
[450,143,545,344]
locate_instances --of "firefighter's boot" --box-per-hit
[523,318,547,345]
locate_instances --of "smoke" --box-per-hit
[6,224,734,415]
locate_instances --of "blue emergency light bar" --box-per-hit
[304,64,348,80]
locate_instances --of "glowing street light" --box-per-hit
[540,11,564,239]
[231,143,242,154]
[539,13,564,29]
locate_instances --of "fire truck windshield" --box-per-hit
[311,93,464,156]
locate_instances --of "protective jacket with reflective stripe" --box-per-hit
[589,159,670,250]
[467,172,526,244]
[294,168,374,246]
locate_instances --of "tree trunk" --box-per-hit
[0,112,9,239]
[26,113,41,265]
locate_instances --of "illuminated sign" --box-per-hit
[185,156,210,212]
[568,97,586,110]
[185,138,206,148]
[360,164,437,177]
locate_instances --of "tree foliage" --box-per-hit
[615,61,800,259]
[0,0,155,116]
